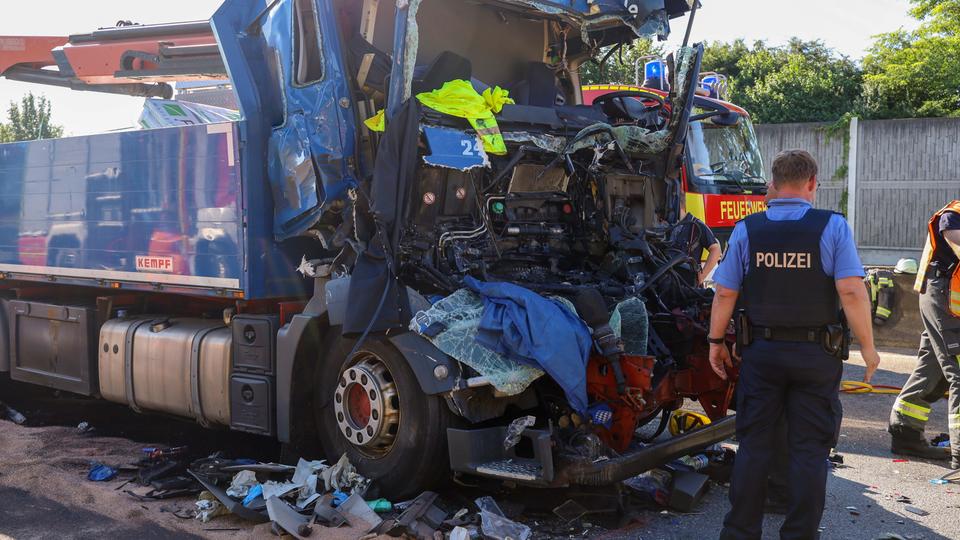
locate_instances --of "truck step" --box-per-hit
[475,459,543,482]
[447,426,555,485]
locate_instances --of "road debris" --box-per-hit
[503,415,537,450]
[476,496,531,540]
[225,470,258,498]
[903,505,929,516]
[87,462,118,482]
[338,493,383,531]
[0,400,26,425]
[195,492,229,523]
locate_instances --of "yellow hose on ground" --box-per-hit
[841,380,948,398]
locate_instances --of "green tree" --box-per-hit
[861,0,960,119]
[0,93,64,143]
[579,38,666,85]
[584,38,862,123]
[701,39,861,123]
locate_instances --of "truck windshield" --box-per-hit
[686,115,766,189]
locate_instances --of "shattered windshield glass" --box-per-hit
[686,115,766,187]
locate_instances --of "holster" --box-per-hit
[735,309,752,348]
[821,320,851,360]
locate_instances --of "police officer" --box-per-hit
[707,150,881,539]
[888,201,960,467]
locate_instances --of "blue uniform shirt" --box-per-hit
[713,198,865,291]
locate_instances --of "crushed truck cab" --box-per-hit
[0,0,736,498]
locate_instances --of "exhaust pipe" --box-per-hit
[559,415,736,486]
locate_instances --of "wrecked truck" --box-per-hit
[0,0,736,497]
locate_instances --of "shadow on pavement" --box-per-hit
[0,486,202,540]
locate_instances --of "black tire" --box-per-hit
[315,335,451,498]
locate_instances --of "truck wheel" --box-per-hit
[315,336,451,498]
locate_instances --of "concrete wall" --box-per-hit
[753,122,846,215]
[754,118,960,266]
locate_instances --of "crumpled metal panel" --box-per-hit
[499,0,689,39]
[252,0,358,241]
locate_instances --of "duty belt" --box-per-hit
[752,326,825,343]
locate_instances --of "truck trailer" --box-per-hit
[0,0,737,498]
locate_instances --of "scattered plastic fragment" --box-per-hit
[904,505,928,516]
[338,493,383,530]
[332,491,349,507]
[931,433,949,447]
[846,506,860,516]
[1,401,26,425]
[367,498,393,513]
[87,462,118,482]
[892,459,909,463]
[261,480,300,500]
[450,526,471,540]
[930,479,949,485]
[553,499,588,523]
[503,416,536,450]
[76,421,94,434]
[226,470,259,498]
[320,453,369,494]
[476,496,531,540]
[242,484,264,507]
[195,492,229,523]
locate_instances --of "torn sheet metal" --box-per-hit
[568,122,669,156]
[502,131,567,154]
[422,126,490,170]
[338,493,383,531]
[265,496,313,540]
[401,0,422,104]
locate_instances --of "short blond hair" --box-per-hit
[771,149,818,188]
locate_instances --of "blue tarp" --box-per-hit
[464,276,592,414]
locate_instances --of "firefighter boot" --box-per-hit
[889,426,950,460]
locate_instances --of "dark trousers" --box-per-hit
[889,275,960,454]
[720,340,843,540]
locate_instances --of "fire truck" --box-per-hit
[583,66,768,245]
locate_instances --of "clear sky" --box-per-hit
[0,0,920,136]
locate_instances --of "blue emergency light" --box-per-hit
[701,75,718,98]
[643,60,667,91]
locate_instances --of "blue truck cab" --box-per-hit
[0,0,742,498]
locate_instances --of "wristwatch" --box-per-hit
[707,336,725,345]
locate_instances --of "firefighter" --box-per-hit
[707,150,881,539]
[672,197,722,285]
[887,201,960,466]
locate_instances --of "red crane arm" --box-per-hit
[0,21,224,97]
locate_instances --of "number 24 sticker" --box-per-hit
[460,138,483,156]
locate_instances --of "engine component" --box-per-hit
[586,354,655,452]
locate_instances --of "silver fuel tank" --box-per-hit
[98,317,231,426]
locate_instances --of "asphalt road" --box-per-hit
[1,348,958,540]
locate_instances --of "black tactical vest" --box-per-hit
[742,208,840,328]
